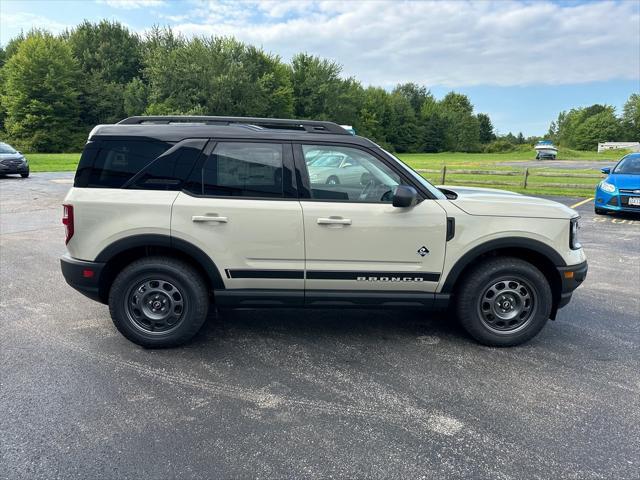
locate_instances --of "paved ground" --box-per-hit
[1,172,639,479]
[503,160,611,170]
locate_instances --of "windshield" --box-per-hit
[613,155,640,175]
[382,149,446,199]
[0,143,18,154]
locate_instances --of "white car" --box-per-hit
[60,116,587,348]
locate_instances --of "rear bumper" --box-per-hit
[556,260,588,309]
[60,254,105,302]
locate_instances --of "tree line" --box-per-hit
[0,21,637,153]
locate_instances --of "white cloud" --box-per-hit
[0,11,71,40]
[99,0,166,9]
[168,0,640,87]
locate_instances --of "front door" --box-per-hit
[171,140,305,292]
[297,143,448,293]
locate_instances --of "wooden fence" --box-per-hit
[415,167,602,190]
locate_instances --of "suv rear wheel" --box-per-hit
[455,257,552,347]
[108,257,209,348]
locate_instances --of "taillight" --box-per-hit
[62,204,74,244]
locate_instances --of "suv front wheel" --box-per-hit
[455,257,552,347]
[109,257,209,348]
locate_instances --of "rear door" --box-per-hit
[296,143,448,293]
[171,140,305,293]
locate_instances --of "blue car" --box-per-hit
[594,153,640,215]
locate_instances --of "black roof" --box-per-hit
[90,116,375,147]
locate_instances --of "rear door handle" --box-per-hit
[317,217,352,225]
[192,215,228,223]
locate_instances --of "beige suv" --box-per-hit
[60,116,587,348]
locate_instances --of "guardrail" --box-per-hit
[415,167,602,190]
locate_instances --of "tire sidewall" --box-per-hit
[457,259,552,347]
[109,260,207,347]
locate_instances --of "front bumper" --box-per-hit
[595,189,640,213]
[60,254,105,303]
[556,260,588,310]
[0,162,29,174]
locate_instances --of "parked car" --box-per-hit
[307,152,368,185]
[0,142,29,178]
[60,115,587,348]
[594,153,640,215]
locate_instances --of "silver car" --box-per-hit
[307,153,368,185]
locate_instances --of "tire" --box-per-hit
[20,171,29,178]
[108,256,209,348]
[326,175,340,185]
[454,257,552,347]
[594,207,607,215]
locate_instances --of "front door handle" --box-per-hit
[317,217,352,226]
[192,215,228,223]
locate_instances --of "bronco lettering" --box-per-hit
[357,276,425,282]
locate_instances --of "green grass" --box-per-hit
[26,148,623,197]
[396,147,624,168]
[395,149,623,198]
[27,153,81,172]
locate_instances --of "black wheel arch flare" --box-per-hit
[440,237,566,312]
[95,234,226,302]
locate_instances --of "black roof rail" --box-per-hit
[117,116,350,135]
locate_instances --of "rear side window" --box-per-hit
[74,139,172,188]
[129,139,206,190]
[187,142,284,198]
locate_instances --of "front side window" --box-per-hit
[302,144,404,203]
[192,142,284,198]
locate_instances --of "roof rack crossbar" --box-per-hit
[117,116,349,135]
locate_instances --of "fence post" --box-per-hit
[523,168,529,189]
[441,165,447,184]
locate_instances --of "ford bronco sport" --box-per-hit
[60,116,587,348]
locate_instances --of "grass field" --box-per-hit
[395,148,622,197]
[24,148,626,197]
[26,153,82,172]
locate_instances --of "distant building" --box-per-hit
[597,142,640,153]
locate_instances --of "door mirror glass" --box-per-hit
[392,185,418,208]
[601,167,611,174]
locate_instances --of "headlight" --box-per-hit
[570,217,581,250]
[600,181,616,193]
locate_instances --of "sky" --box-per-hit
[1,0,638,136]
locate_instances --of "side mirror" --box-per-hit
[601,167,611,174]
[392,185,418,208]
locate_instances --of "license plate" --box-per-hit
[629,197,640,206]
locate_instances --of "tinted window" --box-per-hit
[74,139,171,188]
[130,139,206,190]
[302,144,404,203]
[189,142,284,198]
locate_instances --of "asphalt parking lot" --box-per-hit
[1,172,639,479]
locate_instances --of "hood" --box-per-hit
[0,153,23,160]
[606,174,640,190]
[440,185,576,219]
